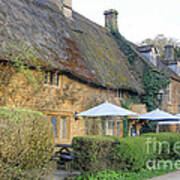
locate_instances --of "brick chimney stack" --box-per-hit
[104,9,118,31]
[164,45,175,62]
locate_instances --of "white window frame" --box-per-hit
[167,84,172,104]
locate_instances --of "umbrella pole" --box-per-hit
[115,119,117,136]
[105,116,108,135]
[156,123,159,133]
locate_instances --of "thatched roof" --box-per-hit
[0,0,148,94]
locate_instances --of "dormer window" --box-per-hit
[44,71,59,87]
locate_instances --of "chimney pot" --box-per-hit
[104,9,118,31]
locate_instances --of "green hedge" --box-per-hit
[0,107,55,180]
[72,133,180,172]
[72,136,116,171]
[142,133,180,160]
[109,136,155,171]
[72,136,155,172]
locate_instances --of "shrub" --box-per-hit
[72,133,180,173]
[142,133,180,160]
[72,136,155,172]
[108,136,155,171]
[72,136,116,172]
[0,107,54,180]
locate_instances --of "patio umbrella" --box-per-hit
[158,121,180,125]
[77,101,137,117]
[157,121,180,133]
[176,114,180,118]
[135,108,179,121]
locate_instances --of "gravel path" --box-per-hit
[147,171,180,180]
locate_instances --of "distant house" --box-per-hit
[138,44,180,115]
[163,45,180,76]
[0,0,169,142]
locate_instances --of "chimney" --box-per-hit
[104,9,118,31]
[164,45,175,62]
[63,0,72,19]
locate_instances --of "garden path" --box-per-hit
[147,170,180,180]
[47,170,80,180]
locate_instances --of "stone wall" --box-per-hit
[0,65,128,144]
[129,104,147,136]
[161,79,180,114]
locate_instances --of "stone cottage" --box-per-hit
[0,0,168,142]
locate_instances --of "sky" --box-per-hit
[73,0,180,44]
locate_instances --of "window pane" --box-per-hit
[60,117,67,139]
[167,84,171,103]
[121,90,124,98]
[117,121,120,137]
[118,90,121,98]
[107,121,114,135]
[44,71,48,84]
[51,117,57,138]
[56,73,59,86]
[50,72,54,85]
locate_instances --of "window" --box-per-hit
[107,121,115,136]
[51,116,58,138]
[118,90,121,98]
[121,90,124,98]
[167,84,172,103]
[104,119,121,137]
[49,115,70,140]
[50,72,54,85]
[44,71,59,87]
[60,116,70,139]
[115,90,125,99]
[115,90,121,98]
[56,73,59,86]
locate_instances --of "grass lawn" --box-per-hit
[71,167,177,180]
